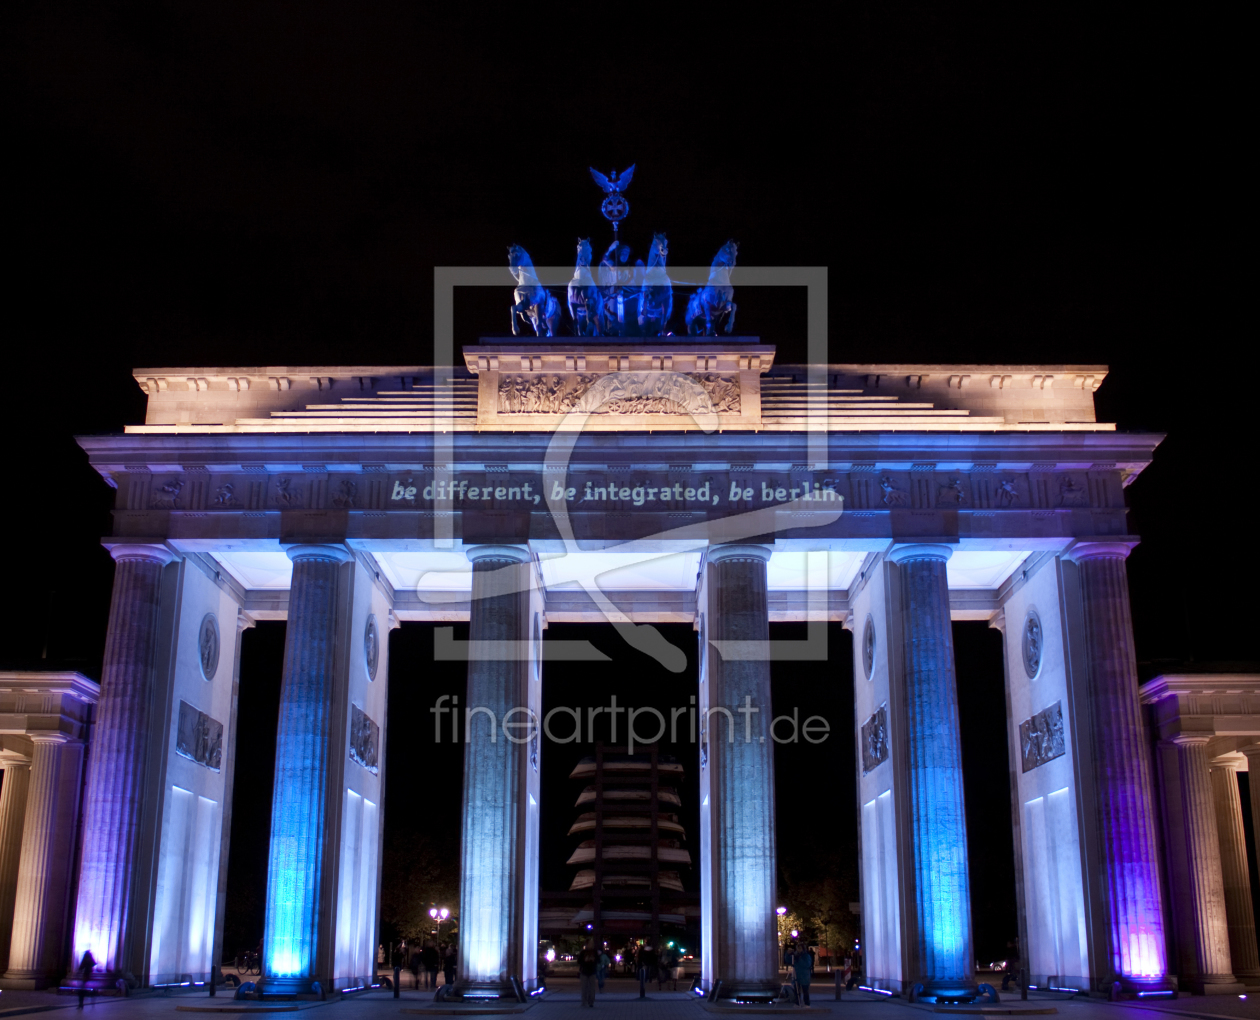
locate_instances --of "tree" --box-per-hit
[379,823,460,943]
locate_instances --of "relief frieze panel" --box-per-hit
[176,699,224,772]
[1019,700,1065,773]
[497,372,740,415]
[350,704,380,774]
[861,704,889,775]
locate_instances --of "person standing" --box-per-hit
[76,949,96,1010]
[657,944,673,991]
[422,941,439,989]
[408,945,421,989]
[792,943,814,1006]
[596,945,611,992]
[443,942,457,987]
[578,938,600,1007]
[636,942,658,998]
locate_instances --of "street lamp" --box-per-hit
[430,908,438,919]
[776,906,787,916]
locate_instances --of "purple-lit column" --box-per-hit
[1209,758,1260,982]
[72,543,176,981]
[706,544,779,997]
[1163,736,1238,991]
[888,544,973,995]
[454,545,531,999]
[0,752,31,974]
[261,544,350,993]
[4,735,87,987]
[1066,542,1168,990]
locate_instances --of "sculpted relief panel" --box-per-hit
[176,700,224,772]
[497,372,740,415]
[1019,700,1065,773]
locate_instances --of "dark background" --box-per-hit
[0,5,1249,967]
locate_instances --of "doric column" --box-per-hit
[1210,758,1260,981]
[0,753,31,973]
[706,544,778,995]
[454,545,531,999]
[888,544,973,993]
[1163,736,1237,990]
[261,545,351,993]
[4,735,86,986]
[1066,543,1168,989]
[72,543,176,979]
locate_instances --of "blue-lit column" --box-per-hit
[453,545,531,999]
[1066,543,1169,991]
[888,544,973,996]
[706,544,779,998]
[72,543,176,983]
[261,544,350,993]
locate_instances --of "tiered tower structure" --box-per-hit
[564,744,696,943]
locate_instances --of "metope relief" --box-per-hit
[364,614,379,681]
[497,372,740,416]
[1019,701,1065,773]
[176,700,224,772]
[198,613,220,680]
[350,704,380,774]
[1022,609,1043,679]
[861,704,889,775]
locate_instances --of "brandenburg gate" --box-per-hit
[26,331,1208,1003]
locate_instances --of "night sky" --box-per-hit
[1,6,1250,967]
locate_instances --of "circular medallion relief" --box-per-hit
[862,614,876,680]
[1022,608,1043,679]
[198,613,220,680]
[364,614,379,681]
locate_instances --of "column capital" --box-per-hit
[26,733,73,747]
[106,543,177,566]
[283,543,352,564]
[464,544,530,565]
[1065,540,1138,563]
[0,752,31,769]
[1211,752,1247,771]
[706,543,772,564]
[887,543,954,564]
[1167,732,1214,747]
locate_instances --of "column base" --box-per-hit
[258,975,322,997]
[907,981,1004,1005]
[1192,977,1246,996]
[1100,976,1179,999]
[440,978,529,1004]
[0,971,55,990]
[708,978,782,1004]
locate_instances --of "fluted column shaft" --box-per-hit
[262,545,349,988]
[1210,762,1260,979]
[1070,544,1167,985]
[708,544,778,988]
[5,736,85,983]
[0,756,31,972]
[72,544,175,976]
[890,544,973,988]
[456,546,530,992]
[1167,737,1235,985]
